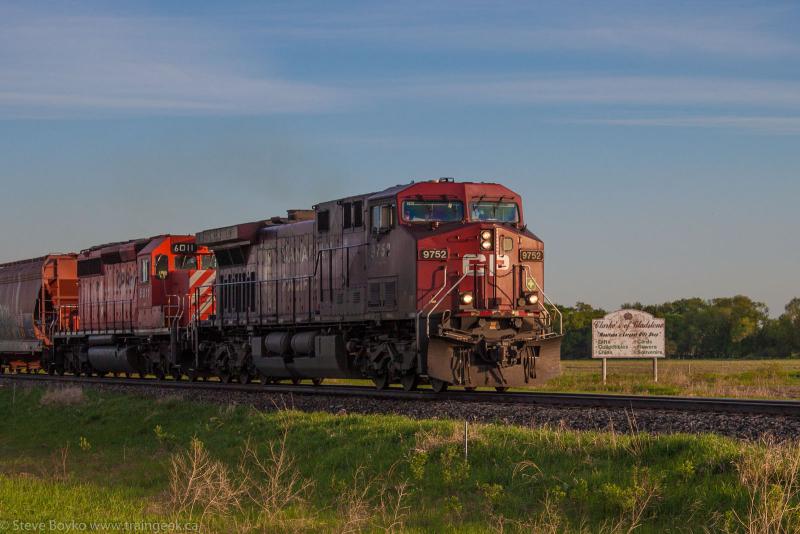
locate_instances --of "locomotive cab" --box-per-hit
[401,179,563,390]
[135,237,216,329]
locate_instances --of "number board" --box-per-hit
[171,242,198,255]
[419,249,448,260]
[519,249,543,262]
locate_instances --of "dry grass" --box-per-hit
[336,466,411,534]
[167,431,313,531]
[238,434,313,523]
[39,386,85,406]
[168,437,244,525]
[551,359,800,399]
[734,437,800,533]
[413,421,484,455]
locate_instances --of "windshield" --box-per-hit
[201,255,217,270]
[403,200,464,222]
[471,201,519,222]
[175,255,198,270]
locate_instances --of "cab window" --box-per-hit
[371,204,394,233]
[403,200,463,223]
[201,255,217,270]
[141,258,150,283]
[175,255,198,270]
[154,254,169,280]
[471,201,519,222]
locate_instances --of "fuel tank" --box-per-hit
[251,332,353,379]
[87,345,142,373]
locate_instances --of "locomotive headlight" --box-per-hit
[479,230,494,251]
[526,293,539,305]
[460,292,474,305]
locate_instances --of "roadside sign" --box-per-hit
[592,309,665,383]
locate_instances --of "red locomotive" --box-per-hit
[0,178,562,390]
[46,235,215,378]
[193,178,562,390]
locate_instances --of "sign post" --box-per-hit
[592,309,665,384]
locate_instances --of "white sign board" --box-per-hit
[592,309,665,359]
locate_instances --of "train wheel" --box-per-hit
[430,378,448,393]
[220,373,232,384]
[495,386,509,392]
[401,374,418,392]
[187,370,199,382]
[372,374,390,390]
[312,378,324,386]
[291,377,301,385]
[239,372,252,385]
[57,366,65,376]
[155,368,166,381]
[464,386,476,392]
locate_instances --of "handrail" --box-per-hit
[415,266,448,354]
[165,294,184,328]
[521,265,563,336]
[425,272,470,337]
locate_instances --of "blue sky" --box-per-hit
[0,0,798,314]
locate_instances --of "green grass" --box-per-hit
[325,358,800,399]
[0,385,797,532]
[539,359,800,399]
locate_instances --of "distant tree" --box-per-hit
[560,295,790,359]
[559,302,606,358]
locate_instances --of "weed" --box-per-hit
[168,437,244,526]
[734,437,800,533]
[336,466,411,533]
[40,387,85,406]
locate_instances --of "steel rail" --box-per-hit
[3,373,800,416]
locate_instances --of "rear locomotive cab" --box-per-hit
[407,179,562,390]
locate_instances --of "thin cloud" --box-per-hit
[392,76,800,107]
[273,23,798,58]
[564,116,800,134]
[248,3,800,58]
[0,13,348,117]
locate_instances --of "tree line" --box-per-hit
[558,296,800,359]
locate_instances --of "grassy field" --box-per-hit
[541,358,800,399]
[1,385,800,532]
[324,358,800,399]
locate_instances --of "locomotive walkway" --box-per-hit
[3,372,800,416]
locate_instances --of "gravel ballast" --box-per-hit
[4,377,800,441]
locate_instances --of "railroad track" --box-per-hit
[2,372,800,416]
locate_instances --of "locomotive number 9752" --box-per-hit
[519,249,544,261]
[419,249,448,260]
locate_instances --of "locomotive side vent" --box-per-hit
[368,282,381,308]
[384,281,397,307]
